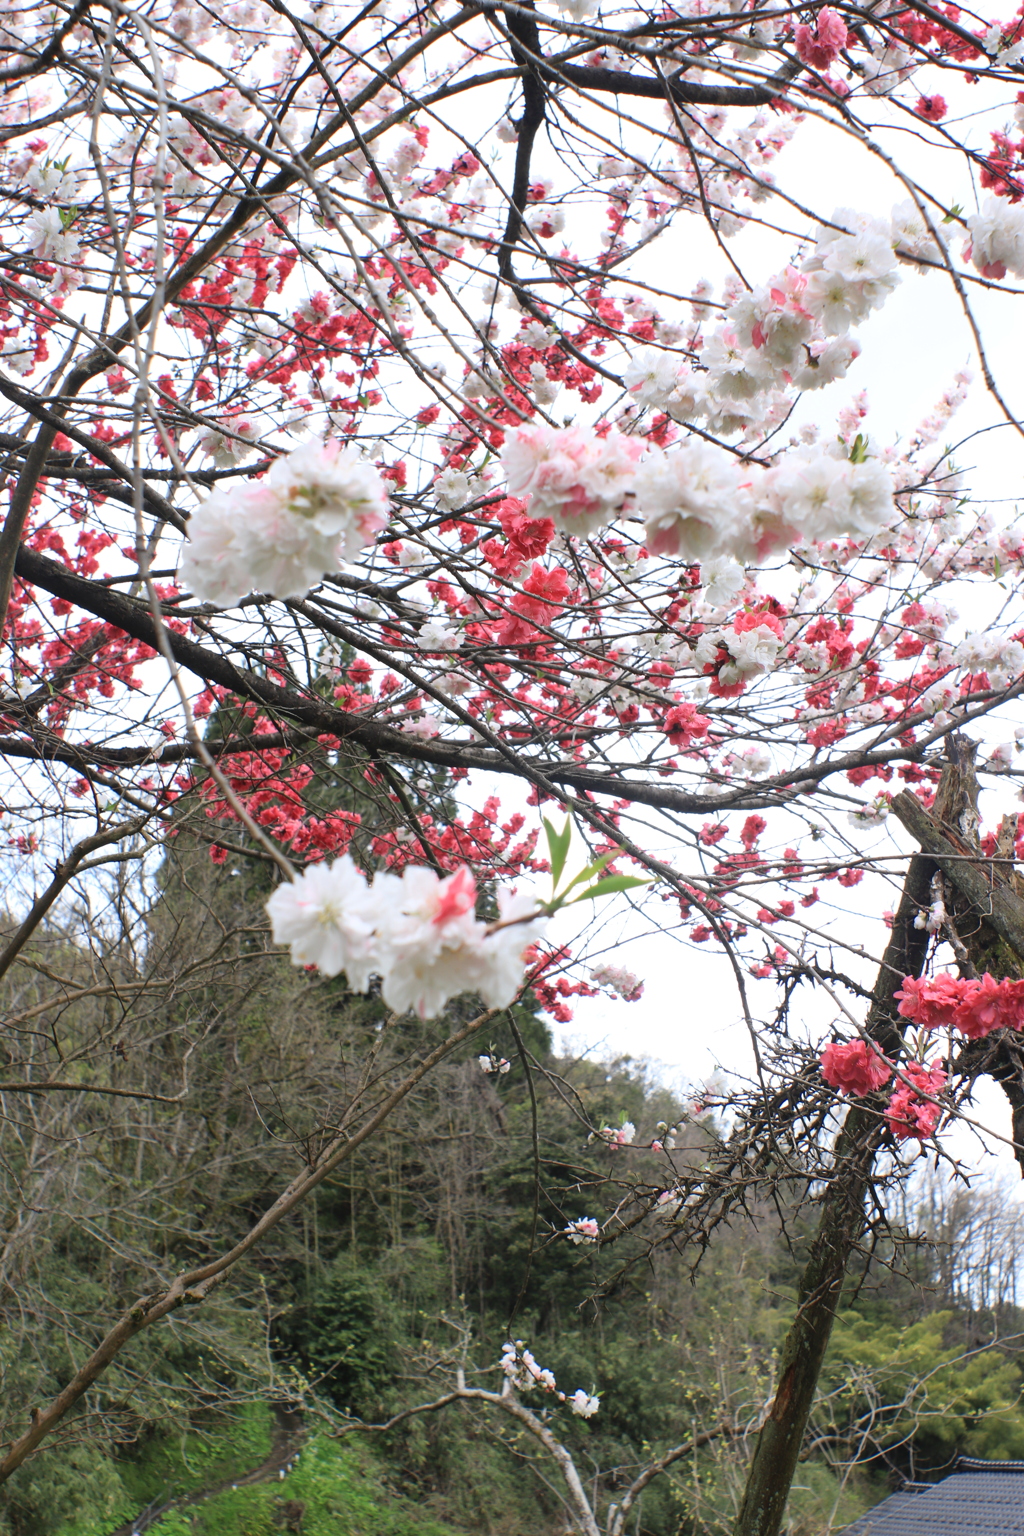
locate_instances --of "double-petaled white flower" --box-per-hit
[180,439,390,605]
[267,860,545,1021]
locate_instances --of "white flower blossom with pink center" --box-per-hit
[181,482,328,605]
[266,439,390,555]
[952,632,1024,684]
[565,1217,600,1245]
[633,439,755,560]
[730,279,815,369]
[266,856,378,988]
[701,555,746,606]
[200,418,260,467]
[589,963,643,1000]
[26,206,81,264]
[623,348,688,407]
[732,744,773,777]
[180,440,390,604]
[501,424,645,537]
[267,861,543,1020]
[599,1121,635,1147]
[701,325,770,401]
[965,198,1024,281]
[791,334,862,392]
[722,622,782,679]
[369,865,545,1020]
[400,716,441,739]
[763,451,893,544]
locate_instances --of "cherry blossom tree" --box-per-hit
[3,0,1024,1529]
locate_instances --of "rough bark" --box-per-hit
[732,846,934,1536]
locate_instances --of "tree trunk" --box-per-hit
[732,850,933,1536]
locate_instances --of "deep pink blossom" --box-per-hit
[915,95,948,122]
[795,8,848,69]
[894,973,967,1029]
[820,1039,893,1096]
[886,1063,947,1142]
[896,972,1024,1037]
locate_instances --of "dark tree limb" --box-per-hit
[736,739,1024,1536]
[7,543,990,818]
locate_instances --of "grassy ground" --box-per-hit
[57,1406,464,1536]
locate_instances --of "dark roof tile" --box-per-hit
[838,1468,1024,1534]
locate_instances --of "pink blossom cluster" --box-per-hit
[895,972,1024,1039]
[885,1062,947,1142]
[819,1038,893,1096]
[180,439,390,605]
[794,7,849,70]
[266,858,545,1020]
[500,1341,599,1417]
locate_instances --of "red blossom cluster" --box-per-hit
[885,1063,947,1142]
[895,972,1024,1038]
[818,1039,946,1142]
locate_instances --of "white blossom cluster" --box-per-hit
[618,205,912,440]
[965,198,1024,281]
[180,440,390,605]
[501,426,896,564]
[266,857,545,1021]
[951,631,1024,685]
[589,962,643,1000]
[500,1341,600,1417]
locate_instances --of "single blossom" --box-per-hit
[265,856,377,988]
[820,1038,893,1096]
[565,1217,600,1245]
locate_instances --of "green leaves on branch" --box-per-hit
[540,817,650,914]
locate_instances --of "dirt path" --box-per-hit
[106,1403,305,1536]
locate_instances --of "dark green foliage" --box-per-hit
[276,1256,405,1416]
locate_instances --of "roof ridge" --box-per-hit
[954,1456,1024,1472]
